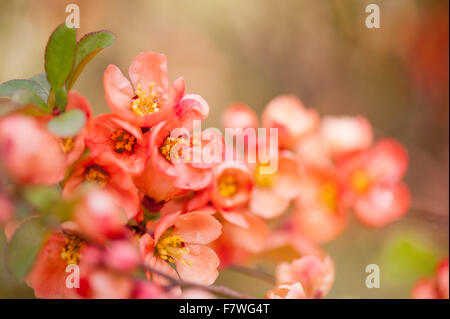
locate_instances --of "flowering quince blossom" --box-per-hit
[134,95,222,202]
[0,114,67,185]
[63,153,140,219]
[262,95,319,150]
[104,52,185,128]
[338,138,410,227]
[412,257,449,299]
[266,255,334,299]
[140,210,222,287]
[85,113,148,175]
[293,168,348,243]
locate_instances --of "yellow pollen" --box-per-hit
[60,235,84,265]
[254,162,276,188]
[351,169,371,194]
[160,136,187,163]
[110,128,136,154]
[59,137,75,153]
[320,181,338,212]
[131,83,159,116]
[156,234,191,265]
[84,165,109,186]
[218,174,237,197]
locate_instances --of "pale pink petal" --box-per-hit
[353,183,410,227]
[173,211,222,245]
[128,52,169,91]
[176,244,220,286]
[249,186,290,219]
[103,64,134,117]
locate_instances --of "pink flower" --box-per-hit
[320,115,373,158]
[293,168,348,243]
[412,257,449,299]
[211,211,268,268]
[262,95,318,149]
[210,161,253,211]
[74,189,128,244]
[63,153,140,219]
[134,96,221,202]
[0,114,66,185]
[249,151,303,219]
[339,138,410,227]
[140,210,222,286]
[274,255,334,298]
[103,52,185,128]
[85,114,148,175]
[26,230,85,298]
[223,103,258,131]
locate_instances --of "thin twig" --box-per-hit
[228,265,276,285]
[142,264,255,299]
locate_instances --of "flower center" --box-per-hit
[160,135,187,163]
[218,174,237,197]
[254,162,276,188]
[320,181,338,212]
[110,128,136,154]
[60,235,84,265]
[59,137,75,153]
[350,169,371,194]
[84,165,109,186]
[156,234,191,265]
[131,83,159,117]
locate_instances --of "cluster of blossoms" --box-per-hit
[0,41,445,299]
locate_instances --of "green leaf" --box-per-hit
[11,89,48,111]
[55,86,68,111]
[380,234,437,284]
[0,79,48,101]
[30,73,51,95]
[67,30,115,89]
[47,108,86,137]
[45,24,77,91]
[6,218,48,280]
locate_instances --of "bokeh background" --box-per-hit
[0,0,448,298]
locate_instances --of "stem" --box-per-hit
[228,265,276,285]
[142,265,255,299]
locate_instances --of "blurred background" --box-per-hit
[0,0,448,298]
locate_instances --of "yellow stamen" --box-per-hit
[351,169,371,194]
[84,165,109,186]
[218,174,237,197]
[59,137,75,153]
[131,83,159,116]
[320,181,338,212]
[110,128,136,154]
[254,162,276,188]
[156,234,191,265]
[60,235,84,265]
[160,136,187,163]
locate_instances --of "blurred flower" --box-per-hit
[412,257,449,299]
[266,282,306,299]
[0,114,66,185]
[262,95,318,149]
[249,151,302,219]
[73,189,128,244]
[293,168,348,243]
[338,138,410,227]
[274,255,334,298]
[63,153,140,219]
